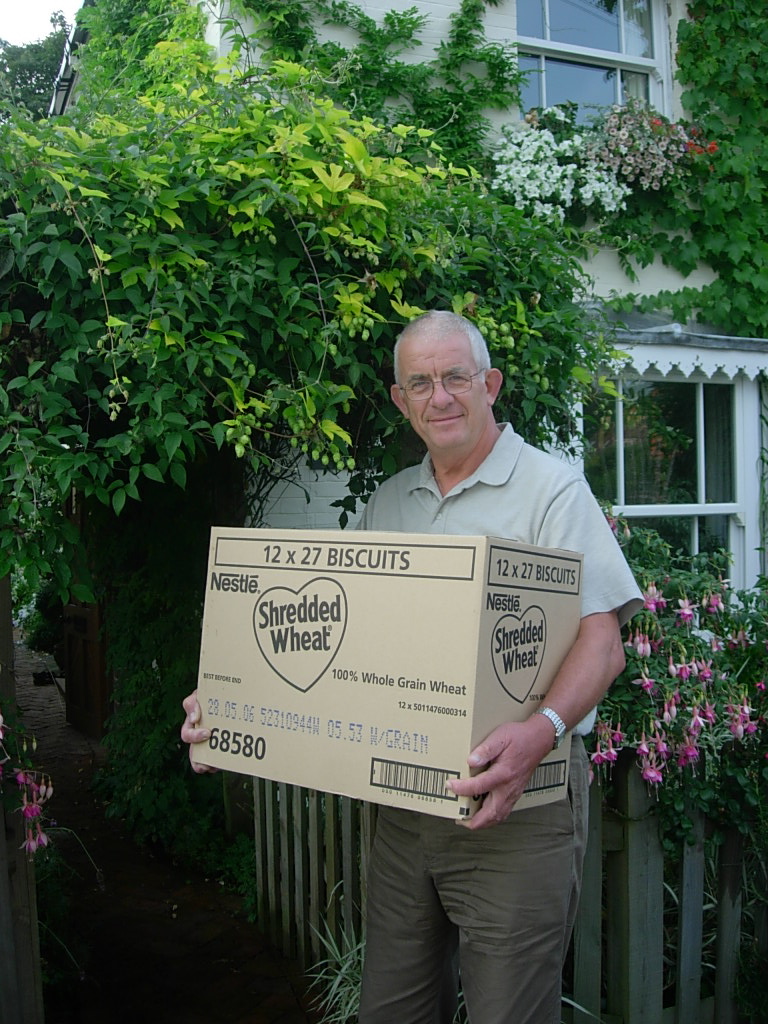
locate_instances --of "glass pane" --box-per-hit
[624,0,653,57]
[517,0,545,38]
[519,53,543,111]
[627,515,695,554]
[550,0,620,52]
[621,69,649,103]
[583,393,618,502]
[704,384,734,501]
[546,58,617,110]
[622,381,697,504]
[699,515,730,555]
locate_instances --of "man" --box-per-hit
[181,311,641,1024]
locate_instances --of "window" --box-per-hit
[584,377,741,562]
[517,0,666,116]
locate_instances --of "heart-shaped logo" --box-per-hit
[253,578,348,692]
[490,606,546,703]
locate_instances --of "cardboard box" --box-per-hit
[194,528,582,819]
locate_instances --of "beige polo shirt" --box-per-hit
[359,424,642,732]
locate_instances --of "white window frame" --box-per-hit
[585,333,768,592]
[517,0,672,115]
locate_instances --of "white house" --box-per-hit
[57,1,768,589]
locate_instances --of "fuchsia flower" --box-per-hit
[632,671,657,695]
[676,597,697,624]
[695,659,714,684]
[705,592,725,614]
[640,752,664,786]
[635,633,652,658]
[688,705,706,734]
[725,699,758,739]
[643,583,667,613]
[21,830,38,855]
[701,701,717,725]
[636,732,651,757]
[728,629,750,650]
[676,731,701,767]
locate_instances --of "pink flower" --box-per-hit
[643,583,667,613]
[590,742,612,766]
[635,672,657,695]
[20,830,37,856]
[701,701,717,725]
[676,732,700,767]
[696,659,714,684]
[688,706,706,734]
[640,755,664,786]
[706,592,725,614]
[676,597,696,624]
[728,629,749,650]
[634,633,651,658]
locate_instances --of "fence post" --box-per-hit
[572,779,604,1019]
[714,828,744,1024]
[604,750,664,1024]
[675,807,706,1024]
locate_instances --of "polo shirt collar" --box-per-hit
[412,423,524,497]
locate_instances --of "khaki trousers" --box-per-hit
[358,737,589,1024]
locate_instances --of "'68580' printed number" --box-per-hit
[208,728,266,760]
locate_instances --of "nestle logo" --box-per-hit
[210,571,259,594]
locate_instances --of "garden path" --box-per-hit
[13,631,318,1024]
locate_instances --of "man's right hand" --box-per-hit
[181,690,219,774]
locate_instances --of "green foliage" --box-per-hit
[0,12,70,122]
[89,463,233,856]
[307,920,365,1024]
[0,15,614,597]
[237,0,524,173]
[593,523,768,843]
[600,1,768,334]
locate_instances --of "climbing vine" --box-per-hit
[0,3,616,597]
[232,0,524,173]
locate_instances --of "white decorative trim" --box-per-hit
[617,328,768,381]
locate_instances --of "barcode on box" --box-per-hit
[370,759,459,801]
[524,759,567,794]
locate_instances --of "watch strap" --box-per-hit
[535,706,567,749]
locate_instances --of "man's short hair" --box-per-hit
[393,311,492,385]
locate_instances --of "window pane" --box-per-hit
[519,53,543,110]
[550,0,620,52]
[628,516,695,554]
[583,394,618,502]
[704,384,734,501]
[623,381,697,504]
[699,515,729,554]
[546,58,618,109]
[621,69,649,103]
[624,0,653,57]
[517,0,545,38]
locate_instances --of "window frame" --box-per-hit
[516,0,672,114]
[585,370,761,590]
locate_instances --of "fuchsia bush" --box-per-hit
[591,521,767,838]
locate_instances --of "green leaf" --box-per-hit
[142,463,165,483]
[112,488,126,515]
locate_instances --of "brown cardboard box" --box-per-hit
[194,528,582,819]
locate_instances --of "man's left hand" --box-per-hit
[446,714,555,829]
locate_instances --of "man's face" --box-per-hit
[390,327,502,458]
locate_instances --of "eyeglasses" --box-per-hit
[399,370,486,401]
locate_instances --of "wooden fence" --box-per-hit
[250,753,763,1024]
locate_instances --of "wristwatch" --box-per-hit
[535,706,567,749]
